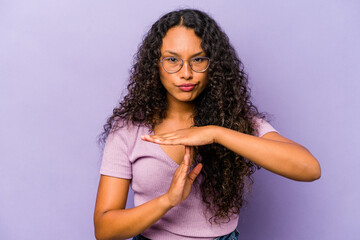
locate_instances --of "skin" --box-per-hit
[159,26,208,104]
[94,26,321,240]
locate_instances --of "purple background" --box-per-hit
[1,1,359,239]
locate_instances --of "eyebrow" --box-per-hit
[164,50,204,58]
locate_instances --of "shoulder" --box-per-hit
[111,118,149,136]
[252,117,279,137]
[105,119,150,149]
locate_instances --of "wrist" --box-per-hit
[159,193,175,210]
[209,125,221,144]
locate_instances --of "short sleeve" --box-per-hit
[254,117,279,137]
[100,127,132,179]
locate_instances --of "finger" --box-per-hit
[155,137,184,145]
[174,162,184,177]
[140,135,170,144]
[150,131,180,139]
[151,134,183,143]
[187,163,203,183]
[184,146,191,166]
[189,146,194,162]
[179,146,190,175]
[177,148,190,171]
[157,132,178,138]
[140,135,157,142]
[141,134,187,146]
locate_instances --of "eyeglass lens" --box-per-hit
[162,57,209,73]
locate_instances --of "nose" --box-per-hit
[180,60,193,80]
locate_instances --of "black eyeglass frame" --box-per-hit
[160,56,210,74]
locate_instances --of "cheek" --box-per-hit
[199,74,209,87]
[159,63,172,78]
[199,75,209,94]
[159,71,175,91]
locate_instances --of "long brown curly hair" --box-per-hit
[99,9,265,224]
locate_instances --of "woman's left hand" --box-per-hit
[141,126,217,146]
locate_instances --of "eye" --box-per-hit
[192,57,205,63]
[165,57,179,63]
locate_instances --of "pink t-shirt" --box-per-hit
[100,118,278,239]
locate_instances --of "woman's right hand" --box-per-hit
[163,146,203,207]
[94,148,202,240]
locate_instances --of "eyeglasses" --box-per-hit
[160,56,210,73]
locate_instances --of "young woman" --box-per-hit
[94,9,321,240]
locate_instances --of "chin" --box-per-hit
[178,94,198,102]
[177,97,195,103]
[167,91,200,103]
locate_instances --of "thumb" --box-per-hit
[187,163,203,183]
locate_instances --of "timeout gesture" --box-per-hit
[141,126,216,147]
[163,146,203,207]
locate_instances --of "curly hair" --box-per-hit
[99,9,265,224]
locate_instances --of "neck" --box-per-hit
[166,95,195,122]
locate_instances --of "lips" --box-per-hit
[177,83,198,92]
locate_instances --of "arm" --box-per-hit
[94,176,171,240]
[94,147,202,240]
[213,127,321,181]
[141,126,321,182]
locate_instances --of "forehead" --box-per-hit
[161,26,203,54]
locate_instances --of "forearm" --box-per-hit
[212,126,321,181]
[95,194,172,240]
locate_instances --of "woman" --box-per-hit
[94,9,321,240]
